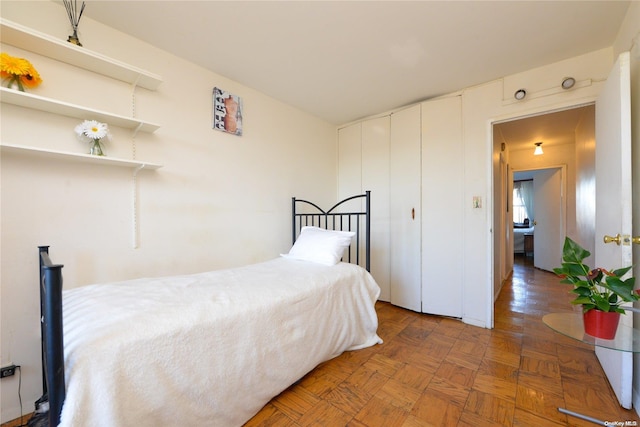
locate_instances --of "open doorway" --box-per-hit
[512,166,566,272]
[492,104,595,298]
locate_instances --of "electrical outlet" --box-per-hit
[1,364,17,378]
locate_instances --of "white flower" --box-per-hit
[75,120,110,142]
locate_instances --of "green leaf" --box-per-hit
[590,292,610,305]
[581,303,596,312]
[594,299,611,312]
[571,296,594,305]
[603,276,640,302]
[571,287,591,297]
[611,266,633,278]
[562,237,591,264]
[560,263,590,277]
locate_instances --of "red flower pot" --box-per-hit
[583,310,620,339]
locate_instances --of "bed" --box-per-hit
[37,192,381,427]
[513,225,534,254]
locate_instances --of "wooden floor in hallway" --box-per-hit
[246,255,639,426]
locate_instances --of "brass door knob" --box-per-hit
[603,234,621,245]
[633,236,640,245]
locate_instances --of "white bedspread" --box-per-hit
[61,258,382,427]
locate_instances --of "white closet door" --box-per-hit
[390,104,422,312]
[338,119,391,301]
[421,96,463,317]
[362,117,391,301]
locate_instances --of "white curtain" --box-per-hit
[520,180,534,222]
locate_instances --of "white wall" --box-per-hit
[575,106,597,267]
[0,2,337,422]
[461,48,612,328]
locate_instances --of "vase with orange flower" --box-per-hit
[1,53,42,92]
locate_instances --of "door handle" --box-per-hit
[633,236,640,245]
[411,208,415,220]
[603,234,621,245]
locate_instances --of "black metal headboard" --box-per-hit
[292,191,371,271]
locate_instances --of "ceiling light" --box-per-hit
[534,142,543,155]
[561,77,576,90]
[514,89,526,100]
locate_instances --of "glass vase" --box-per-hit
[4,76,25,92]
[89,139,105,156]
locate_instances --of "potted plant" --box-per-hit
[553,237,639,339]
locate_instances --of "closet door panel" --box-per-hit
[362,117,391,301]
[389,105,422,312]
[421,96,463,317]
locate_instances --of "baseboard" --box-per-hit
[462,316,487,329]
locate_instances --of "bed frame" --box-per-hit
[292,191,370,272]
[36,192,371,426]
[37,246,65,427]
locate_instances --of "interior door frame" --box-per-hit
[489,100,596,328]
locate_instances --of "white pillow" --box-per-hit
[282,226,355,266]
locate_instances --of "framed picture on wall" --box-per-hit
[213,87,243,136]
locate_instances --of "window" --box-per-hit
[513,187,527,224]
[513,179,533,224]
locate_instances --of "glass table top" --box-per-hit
[542,312,640,353]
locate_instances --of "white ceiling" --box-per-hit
[81,1,630,126]
[495,104,595,152]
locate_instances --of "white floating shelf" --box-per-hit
[0,18,163,91]
[1,88,160,133]
[1,143,163,170]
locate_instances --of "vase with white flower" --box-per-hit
[75,120,110,156]
[1,52,42,92]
